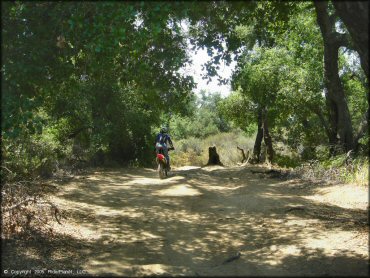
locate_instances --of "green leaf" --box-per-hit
[68,19,74,28]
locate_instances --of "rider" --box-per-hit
[155,126,174,170]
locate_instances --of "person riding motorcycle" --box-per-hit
[155,126,174,170]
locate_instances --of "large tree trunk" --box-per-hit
[309,105,338,155]
[262,109,273,162]
[252,108,274,163]
[314,1,355,153]
[353,108,369,153]
[252,109,263,162]
[325,98,340,155]
[332,1,369,80]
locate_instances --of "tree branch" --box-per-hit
[2,197,64,224]
[309,105,332,140]
[1,166,14,174]
[2,197,36,213]
[237,146,248,163]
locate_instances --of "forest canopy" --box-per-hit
[1,1,368,181]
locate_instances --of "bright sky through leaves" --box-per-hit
[187,47,236,97]
[179,19,236,98]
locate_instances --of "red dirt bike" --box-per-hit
[156,146,174,179]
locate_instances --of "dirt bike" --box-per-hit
[156,146,174,179]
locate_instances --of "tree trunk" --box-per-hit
[309,105,337,155]
[262,109,273,162]
[332,1,369,80]
[314,1,355,153]
[353,108,369,153]
[325,97,340,155]
[252,109,263,162]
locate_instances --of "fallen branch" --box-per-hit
[2,197,36,213]
[1,165,14,174]
[35,201,64,224]
[237,146,251,164]
[237,146,247,163]
[2,197,64,224]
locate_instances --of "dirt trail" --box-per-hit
[3,165,369,276]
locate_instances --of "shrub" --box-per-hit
[274,153,301,168]
[292,155,368,186]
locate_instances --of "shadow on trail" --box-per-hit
[2,230,90,273]
[2,165,368,276]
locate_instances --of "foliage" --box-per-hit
[169,90,231,140]
[1,1,367,178]
[220,3,332,159]
[273,153,302,169]
[2,1,198,179]
[339,48,368,128]
[189,0,367,161]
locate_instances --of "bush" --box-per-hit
[274,153,301,168]
[2,137,58,182]
[292,155,368,186]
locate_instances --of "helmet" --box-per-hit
[160,126,167,133]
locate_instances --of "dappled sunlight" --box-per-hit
[303,183,368,210]
[85,262,192,276]
[196,183,245,193]
[126,175,186,186]
[262,191,295,198]
[302,230,368,256]
[17,165,367,276]
[96,209,145,218]
[175,166,201,171]
[85,260,131,276]
[201,165,225,172]
[153,184,202,197]
[285,218,321,227]
[168,209,202,223]
[23,248,41,261]
[126,177,169,186]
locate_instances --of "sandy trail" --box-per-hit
[3,165,369,276]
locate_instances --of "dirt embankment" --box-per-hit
[2,165,369,276]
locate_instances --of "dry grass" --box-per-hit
[292,156,369,186]
[171,131,255,167]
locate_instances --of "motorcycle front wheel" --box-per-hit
[158,162,166,179]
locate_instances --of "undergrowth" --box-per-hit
[171,130,255,166]
[292,154,368,186]
[171,132,368,187]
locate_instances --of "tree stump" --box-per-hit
[207,146,223,166]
